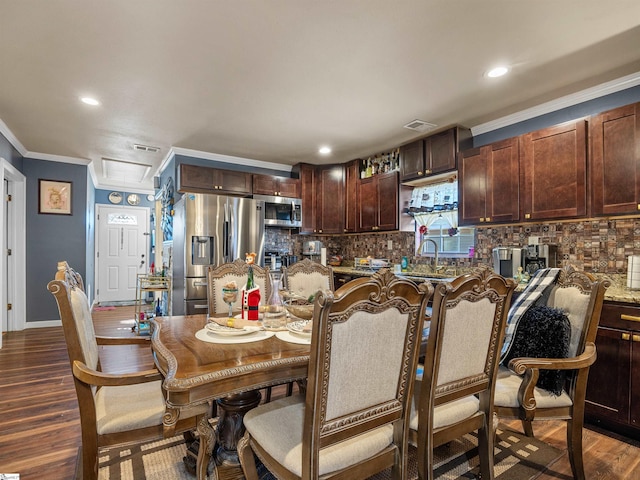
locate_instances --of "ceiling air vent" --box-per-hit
[133,144,160,153]
[403,120,437,133]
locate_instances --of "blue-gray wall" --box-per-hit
[23,158,89,322]
[0,132,23,171]
[474,85,640,146]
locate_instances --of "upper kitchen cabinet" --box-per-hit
[400,126,471,183]
[458,137,520,225]
[252,174,300,198]
[357,171,399,232]
[591,102,640,216]
[178,163,252,196]
[296,163,345,234]
[344,160,359,233]
[520,120,587,221]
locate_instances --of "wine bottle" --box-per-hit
[246,265,255,289]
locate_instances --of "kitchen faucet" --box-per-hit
[415,238,439,272]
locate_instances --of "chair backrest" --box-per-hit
[303,269,432,472]
[282,258,334,299]
[207,259,272,315]
[546,266,609,359]
[422,270,516,409]
[48,261,99,372]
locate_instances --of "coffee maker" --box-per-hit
[492,247,527,279]
[524,244,558,275]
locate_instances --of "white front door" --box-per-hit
[96,205,149,303]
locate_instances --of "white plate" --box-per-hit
[276,330,311,345]
[286,320,312,337]
[196,329,275,344]
[205,322,262,337]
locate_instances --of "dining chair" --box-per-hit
[238,268,433,480]
[47,261,209,480]
[494,265,609,480]
[207,258,272,316]
[409,269,517,480]
[282,257,334,299]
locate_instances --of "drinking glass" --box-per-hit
[222,287,238,320]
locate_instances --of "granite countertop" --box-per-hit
[332,265,640,305]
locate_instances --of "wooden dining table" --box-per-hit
[150,314,311,480]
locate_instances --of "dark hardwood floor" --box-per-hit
[1,305,639,479]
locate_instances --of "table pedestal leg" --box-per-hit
[215,390,262,466]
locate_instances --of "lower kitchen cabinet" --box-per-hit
[585,301,640,439]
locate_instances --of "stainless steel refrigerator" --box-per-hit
[171,193,265,315]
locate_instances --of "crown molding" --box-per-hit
[0,118,27,156]
[171,147,293,173]
[471,71,640,136]
[25,151,91,165]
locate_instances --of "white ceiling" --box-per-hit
[2,0,640,191]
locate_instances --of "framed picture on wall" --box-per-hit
[39,179,72,215]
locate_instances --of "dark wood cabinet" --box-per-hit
[520,120,587,221]
[297,164,345,234]
[344,160,359,233]
[400,126,471,182]
[458,138,519,225]
[357,171,399,232]
[586,301,640,438]
[252,174,300,198]
[591,102,640,216]
[178,164,252,195]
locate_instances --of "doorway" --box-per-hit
[0,158,26,348]
[95,205,149,304]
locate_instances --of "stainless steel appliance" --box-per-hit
[302,240,323,262]
[171,193,265,315]
[524,244,558,274]
[492,247,526,279]
[254,194,302,228]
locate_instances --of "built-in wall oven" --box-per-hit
[254,194,302,228]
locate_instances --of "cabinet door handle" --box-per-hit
[622,333,631,341]
[485,217,491,222]
[633,335,640,343]
[621,314,640,323]
[524,213,531,219]
[417,171,423,176]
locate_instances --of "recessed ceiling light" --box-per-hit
[487,66,509,78]
[319,146,332,155]
[80,96,100,106]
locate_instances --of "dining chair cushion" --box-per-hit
[243,395,394,477]
[409,392,480,432]
[70,287,99,371]
[436,297,497,386]
[325,309,408,420]
[548,285,590,358]
[287,271,331,300]
[494,366,573,409]
[95,381,166,435]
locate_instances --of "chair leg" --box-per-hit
[477,423,495,480]
[238,432,260,480]
[567,417,586,480]
[286,381,294,396]
[521,419,535,437]
[82,440,99,480]
[264,386,272,403]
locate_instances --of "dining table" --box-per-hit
[150,314,311,480]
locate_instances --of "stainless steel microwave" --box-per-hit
[254,194,302,228]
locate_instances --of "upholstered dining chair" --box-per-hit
[238,269,433,480]
[282,257,334,299]
[494,265,609,480]
[207,258,272,316]
[47,261,209,480]
[409,269,517,480]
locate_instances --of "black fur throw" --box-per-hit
[502,305,571,396]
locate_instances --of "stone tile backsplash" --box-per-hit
[268,217,640,275]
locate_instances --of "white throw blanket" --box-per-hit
[501,268,561,361]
